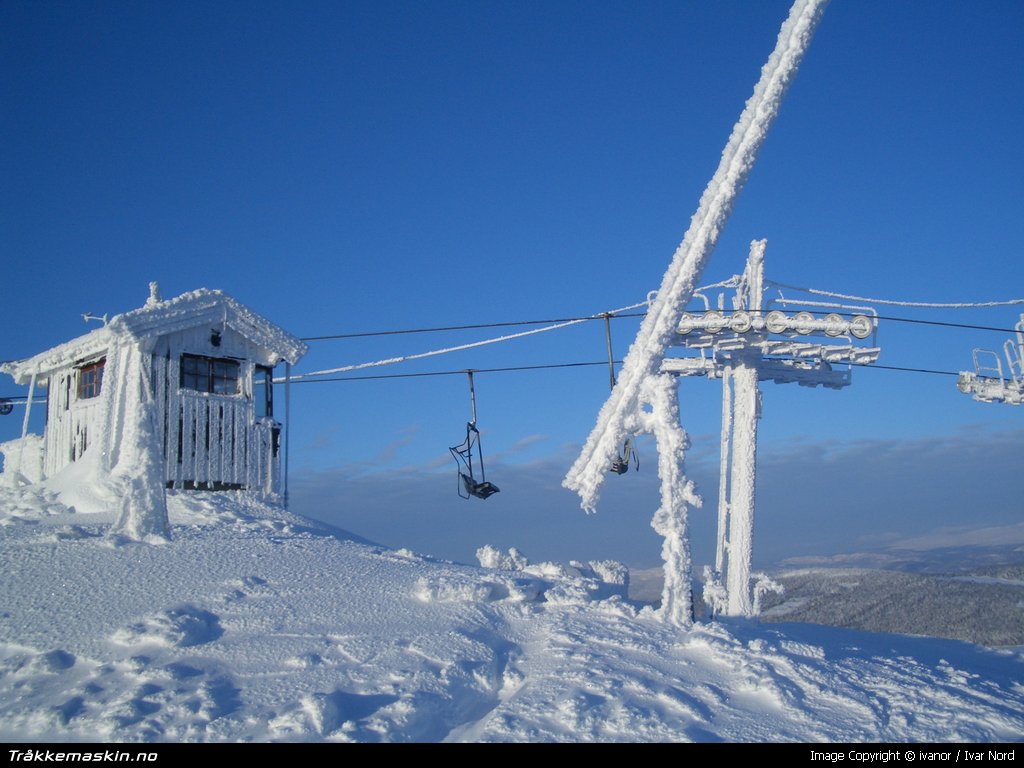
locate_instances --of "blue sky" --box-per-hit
[2,1,1022,569]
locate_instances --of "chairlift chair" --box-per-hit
[609,436,639,475]
[448,371,500,500]
[449,421,500,499]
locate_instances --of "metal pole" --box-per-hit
[715,365,733,576]
[725,355,760,617]
[467,370,477,426]
[11,373,36,482]
[1014,315,1024,380]
[747,239,765,312]
[603,314,616,390]
[20,373,35,442]
[283,361,291,509]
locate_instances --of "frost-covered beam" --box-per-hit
[563,0,829,512]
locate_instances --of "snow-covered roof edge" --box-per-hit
[0,326,114,385]
[2,288,309,384]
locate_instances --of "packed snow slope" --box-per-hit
[1,488,1022,742]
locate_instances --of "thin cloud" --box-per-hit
[489,434,550,463]
[289,426,1024,571]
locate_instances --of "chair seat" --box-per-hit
[462,474,500,499]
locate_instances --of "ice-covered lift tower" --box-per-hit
[563,0,829,627]
[665,241,879,617]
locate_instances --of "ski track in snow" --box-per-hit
[0,487,1022,743]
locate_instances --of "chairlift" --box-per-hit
[448,371,500,500]
[957,315,1024,405]
[603,313,639,475]
[609,436,639,475]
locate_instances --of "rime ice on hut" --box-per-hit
[1,285,307,505]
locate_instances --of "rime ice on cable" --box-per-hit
[666,241,880,617]
[0,286,308,538]
[563,0,829,627]
[957,314,1024,406]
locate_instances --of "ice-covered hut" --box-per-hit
[1,285,307,495]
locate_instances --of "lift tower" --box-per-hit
[662,241,881,616]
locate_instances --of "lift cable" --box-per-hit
[284,299,650,382]
[869,315,1018,335]
[297,279,745,343]
[0,358,982,416]
[283,360,617,384]
[277,358,966,386]
[765,280,1024,309]
[848,361,959,377]
[300,305,1022,346]
[301,313,648,342]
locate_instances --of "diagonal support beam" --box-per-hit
[564,0,829,514]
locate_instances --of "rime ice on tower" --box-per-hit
[563,0,830,627]
[665,241,880,617]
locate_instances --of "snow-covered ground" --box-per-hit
[1,487,1022,742]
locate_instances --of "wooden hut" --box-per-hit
[2,285,307,496]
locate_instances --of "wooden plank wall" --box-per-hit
[153,355,278,492]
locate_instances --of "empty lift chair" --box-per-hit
[609,435,638,475]
[449,371,500,499]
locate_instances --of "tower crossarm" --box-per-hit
[760,341,879,364]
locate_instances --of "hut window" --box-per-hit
[77,358,105,400]
[253,365,273,418]
[181,354,240,395]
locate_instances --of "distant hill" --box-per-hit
[630,560,1024,647]
[762,567,1024,647]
